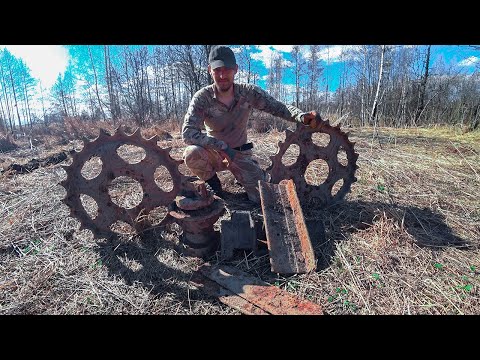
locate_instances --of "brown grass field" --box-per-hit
[1,120,479,315]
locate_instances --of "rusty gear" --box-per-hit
[266,117,358,207]
[59,127,183,236]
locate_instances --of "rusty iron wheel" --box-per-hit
[59,127,183,237]
[266,119,359,208]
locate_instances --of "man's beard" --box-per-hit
[217,81,233,92]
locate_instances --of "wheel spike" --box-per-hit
[148,135,160,143]
[132,128,142,138]
[117,126,127,136]
[98,128,110,138]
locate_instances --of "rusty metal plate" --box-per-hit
[259,179,316,274]
[190,271,268,315]
[194,263,322,315]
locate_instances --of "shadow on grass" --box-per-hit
[87,187,264,312]
[311,200,474,271]
[90,195,472,311]
[93,225,222,313]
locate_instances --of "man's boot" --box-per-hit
[205,173,223,196]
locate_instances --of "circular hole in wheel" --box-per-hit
[116,144,146,164]
[107,176,143,208]
[281,144,300,166]
[304,159,329,186]
[81,156,102,180]
[154,165,174,192]
[80,193,98,219]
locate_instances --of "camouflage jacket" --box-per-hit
[182,83,306,151]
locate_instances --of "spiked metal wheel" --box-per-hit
[59,127,183,236]
[266,118,359,207]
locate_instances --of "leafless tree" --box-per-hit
[306,45,322,110]
[0,52,14,131]
[237,45,254,84]
[291,45,305,108]
[413,45,431,125]
[370,45,387,126]
[88,46,106,121]
[52,73,69,117]
[267,51,285,102]
[6,53,23,132]
[104,45,121,124]
[168,45,208,98]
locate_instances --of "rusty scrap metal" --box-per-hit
[175,177,215,210]
[267,115,359,207]
[59,126,225,257]
[220,210,258,260]
[190,271,269,315]
[193,263,323,315]
[59,127,183,236]
[259,179,316,275]
[169,180,225,258]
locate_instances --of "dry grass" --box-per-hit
[0,122,479,314]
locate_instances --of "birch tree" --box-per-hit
[0,50,14,131]
[370,45,386,126]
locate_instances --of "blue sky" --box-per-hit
[1,44,479,95]
[237,45,480,93]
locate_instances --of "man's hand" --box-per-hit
[218,146,236,167]
[223,146,236,162]
[301,111,323,129]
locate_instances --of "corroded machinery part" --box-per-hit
[59,127,183,236]
[266,117,359,207]
[169,197,226,258]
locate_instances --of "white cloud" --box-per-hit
[251,45,275,67]
[318,46,344,62]
[0,45,69,89]
[458,56,480,67]
[302,45,362,63]
[251,45,294,69]
[250,45,366,71]
[270,45,294,52]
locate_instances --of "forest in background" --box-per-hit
[1,45,479,134]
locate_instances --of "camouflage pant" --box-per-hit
[183,145,266,203]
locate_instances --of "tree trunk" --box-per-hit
[104,45,117,125]
[7,56,23,132]
[0,61,14,131]
[360,50,367,126]
[291,45,302,108]
[204,45,213,84]
[471,103,480,130]
[88,46,106,121]
[370,45,386,126]
[0,96,7,131]
[39,82,47,124]
[413,45,431,126]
